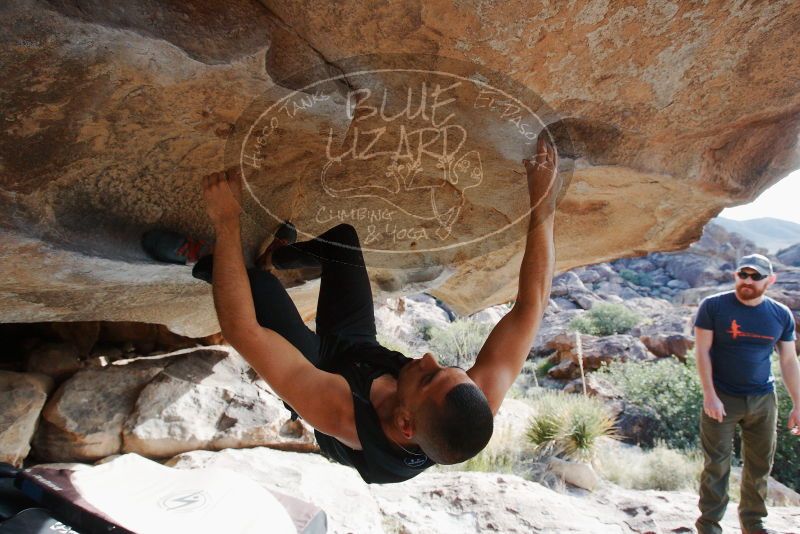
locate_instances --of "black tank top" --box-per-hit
[314,338,436,484]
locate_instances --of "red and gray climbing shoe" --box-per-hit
[141,229,213,265]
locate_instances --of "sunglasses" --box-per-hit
[736,271,767,281]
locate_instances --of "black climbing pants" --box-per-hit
[192,222,377,369]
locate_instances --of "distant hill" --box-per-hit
[713,217,800,253]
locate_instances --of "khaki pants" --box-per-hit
[696,390,778,534]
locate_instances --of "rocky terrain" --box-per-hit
[2,220,800,532]
[3,2,800,528]
[379,221,799,363]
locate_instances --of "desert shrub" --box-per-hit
[426,318,492,368]
[601,354,800,491]
[619,268,653,287]
[376,333,411,355]
[526,391,616,461]
[442,426,526,474]
[418,323,435,341]
[569,303,640,336]
[595,440,702,491]
[508,360,541,399]
[772,364,800,490]
[599,355,703,450]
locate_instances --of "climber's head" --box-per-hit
[394,352,494,464]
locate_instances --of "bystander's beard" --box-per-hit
[735,283,768,301]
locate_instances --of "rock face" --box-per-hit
[123,351,316,458]
[168,447,800,534]
[639,333,694,361]
[33,360,166,461]
[31,347,311,462]
[546,333,653,379]
[167,448,383,534]
[777,243,800,267]
[0,371,53,466]
[25,342,84,381]
[374,294,451,355]
[3,0,800,335]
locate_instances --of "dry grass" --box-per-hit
[594,439,702,491]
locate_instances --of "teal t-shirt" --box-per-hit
[694,291,796,396]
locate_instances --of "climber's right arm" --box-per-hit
[203,170,360,449]
[467,136,557,414]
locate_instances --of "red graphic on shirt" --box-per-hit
[726,319,774,341]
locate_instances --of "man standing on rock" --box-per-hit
[142,135,561,484]
[694,253,800,534]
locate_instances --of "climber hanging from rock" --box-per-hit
[141,134,560,484]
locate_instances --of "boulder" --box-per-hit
[548,359,580,380]
[25,341,84,381]
[0,371,54,466]
[640,333,694,361]
[2,0,800,334]
[123,351,316,458]
[693,222,767,262]
[552,297,580,311]
[729,467,800,507]
[571,290,605,310]
[563,374,622,400]
[577,269,601,285]
[595,281,625,295]
[374,294,450,353]
[30,346,315,463]
[546,333,653,376]
[777,243,800,267]
[624,258,657,273]
[547,457,600,491]
[600,294,624,304]
[167,448,383,534]
[675,286,728,306]
[33,360,166,462]
[663,253,722,288]
[530,309,583,357]
[610,401,659,448]
[550,272,588,298]
[469,302,513,327]
[667,279,691,290]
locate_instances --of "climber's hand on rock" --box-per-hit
[522,134,559,216]
[203,167,243,227]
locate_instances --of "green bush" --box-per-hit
[601,354,800,491]
[600,355,703,450]
[773,364,800,490]
[619,269,653,288]
[426,318,492,368]
[569,303,641,336]
[526,391,616,461]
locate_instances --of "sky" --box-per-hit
[719,168,800,224]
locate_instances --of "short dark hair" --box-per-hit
[417,383,494,464]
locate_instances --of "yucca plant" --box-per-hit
[526,391,616,461]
